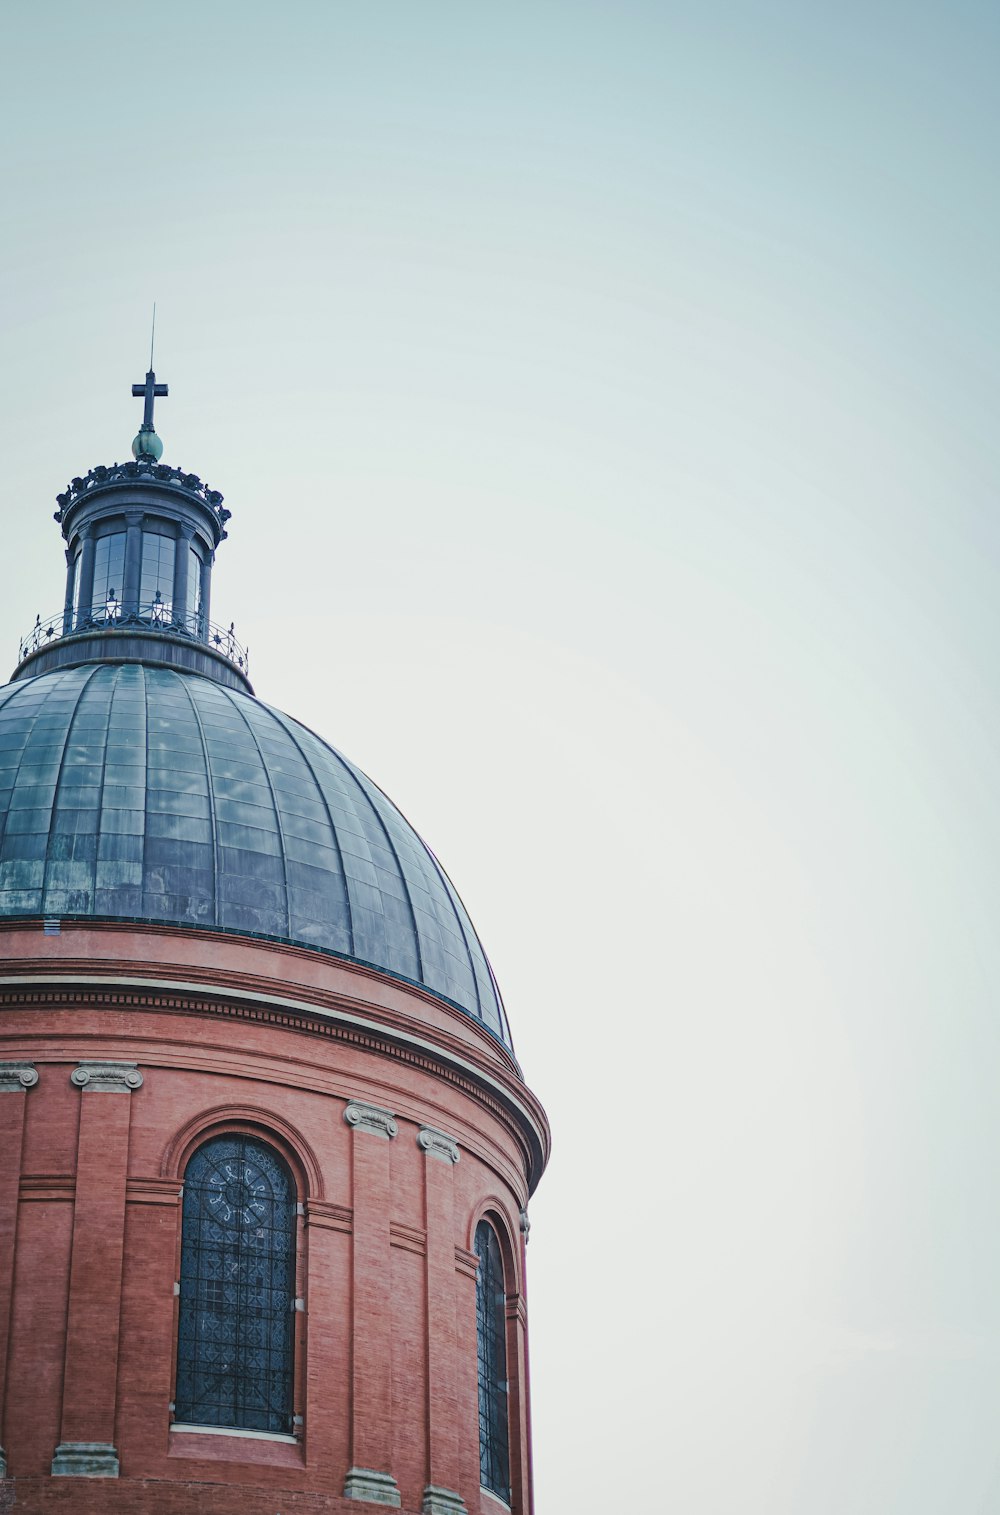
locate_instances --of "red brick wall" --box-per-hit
[0,921,547,1515]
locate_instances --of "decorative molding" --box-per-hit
[454,1245,479,1281]
[0,974,546,1192]
[506,1295,528,1329]
[51,1441,120,1478]
[344,1100,398,1140]
[125,1177,182,1206]
[305,1200,353,1234]
[54,460,229,529]
[20,1174,75,1203]
[417,1125,459,1164]
[423,1486,468,1515]
[390,1222,427,1257]
[519,1206,531,1243]
[0,1061,38,1092]
[343,1467,402,1507]
[71,1060,143,1092]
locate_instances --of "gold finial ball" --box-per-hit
[132,427,163,462]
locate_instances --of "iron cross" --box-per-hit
[132,370,168,430]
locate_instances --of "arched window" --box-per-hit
[175,1135,296,1433]
[475,1219,510,1501]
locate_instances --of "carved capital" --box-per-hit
[344,1100,397,1139]
[417,1125,459,1164]
[0,1062,39,1092]
[71,1061,143,1093]
[519,1206,531,1242]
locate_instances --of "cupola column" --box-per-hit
[199,554,212,633]
[75,525,95,630]
[172,526,195,628]
[62,549,76,636]
[52,1061,143,1480]
[122,511,144,618]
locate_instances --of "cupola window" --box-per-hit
[185,543,204,629]
[175,1134,296,1434]
[475,1219,511,1501]
[91,531,126,620]
[140,529,175,620]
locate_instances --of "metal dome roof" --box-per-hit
[0,661,511,1048]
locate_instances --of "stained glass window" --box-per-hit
[475,1219,510,1501]
[175,1135,296,1433]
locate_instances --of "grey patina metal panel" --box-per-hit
[0,662,512,1049]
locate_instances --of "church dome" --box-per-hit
[0,660,512,1049]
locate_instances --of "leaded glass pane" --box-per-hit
[175,1135,296,1433]
[475,1219,510,1500]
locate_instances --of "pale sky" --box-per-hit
[2,4,1000,1510]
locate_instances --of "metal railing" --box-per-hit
[17,599,250,678]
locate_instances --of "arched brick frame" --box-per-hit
[467,1195,522,1295]
[162,1109,317,1443]
[467,1198,531,1513]
[160,1103,323,1201]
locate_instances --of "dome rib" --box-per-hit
[262,703,357,960]
[291,719,427,988]
[350,764,485,1024]
[221,682,292,937]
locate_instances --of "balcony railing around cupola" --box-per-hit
[17,594,250,679]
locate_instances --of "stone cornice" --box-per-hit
[0,919,525,1077]
[0,968,549,1193]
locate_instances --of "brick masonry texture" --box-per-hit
[0,919,548,1515]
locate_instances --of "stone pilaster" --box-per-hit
[53,1062,142,1478]
[0,1064,38,1478]
[343,1100,400,1507]
[420,1127,466,1515]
